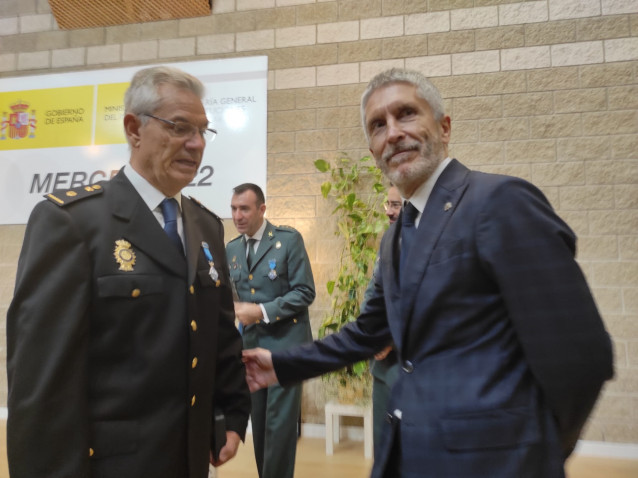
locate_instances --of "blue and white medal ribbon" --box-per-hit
[202,241,220,283]
[268,258,277,280]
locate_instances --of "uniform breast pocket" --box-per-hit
[230,267,243,284]
[264,254,287,279]
[97,274,164,298]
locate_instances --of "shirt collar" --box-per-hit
[245,219,267,243]
[402,157,452,214]
[123,164,182,211]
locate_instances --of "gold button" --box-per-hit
[256,320,260,324]
[89,448,94,457]
[192,357,198,369]
[215,280,221,287]
[293,318,298,323]
[191,395,196,406]
[276,316,280,321]
[251,288,255,294]
[191,320,197,332]
[131,289,141,298]
[189,285,195,294]
[92,184,102,190]
[249,274,253,280]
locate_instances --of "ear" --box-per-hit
[124,113,142,147]
[439,115,451,145]
[259,203,267,216]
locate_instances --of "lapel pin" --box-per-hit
[444,202,453,211]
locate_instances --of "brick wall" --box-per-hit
[0,0,636,443]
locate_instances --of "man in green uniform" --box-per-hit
[226,183,315,478]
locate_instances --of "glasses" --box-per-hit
[142,113,217,142]
[384,200,402,212]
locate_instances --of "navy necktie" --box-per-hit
[400,201,419,274]
[160,198,183,254]
[247,238,257,268]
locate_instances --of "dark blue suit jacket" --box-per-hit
[274,159,613,478]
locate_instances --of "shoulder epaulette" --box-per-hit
[274,224,297,233]
[188,196,222,223]
[44,183,104,207]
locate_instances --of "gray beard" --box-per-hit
[381,142,443,194]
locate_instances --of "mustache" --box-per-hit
[381,142,421,163]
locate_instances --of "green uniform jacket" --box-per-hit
[226,221,315,350]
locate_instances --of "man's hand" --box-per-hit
[374,344,393,361]
[242,348,278,392]
[234,302,262,326]
[210,431,241,467]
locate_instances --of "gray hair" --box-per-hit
[360,68,445,141]
[124,66,205,121]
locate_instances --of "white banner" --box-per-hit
[0,56,268,224]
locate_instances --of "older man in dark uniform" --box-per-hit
[7,66,250,478]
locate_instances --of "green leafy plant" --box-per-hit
[315,154,387,396]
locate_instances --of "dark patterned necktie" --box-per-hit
[247,238,257,268]
[399,201,419,274]
[160,198,183,254]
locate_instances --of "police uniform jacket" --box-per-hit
[7,169,250,478]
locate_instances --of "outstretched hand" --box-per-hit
[242,348,278,392]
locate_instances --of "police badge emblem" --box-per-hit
[113,239,136,271]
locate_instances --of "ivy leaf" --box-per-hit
[352,360,367,376]
[315,159,330,172]
[326,280,335,295]
[320,182,331,198]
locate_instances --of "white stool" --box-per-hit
[324,400,373,459]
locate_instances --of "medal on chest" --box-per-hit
[268,258,277,280]
[201,241,220,286]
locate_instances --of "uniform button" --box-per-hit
[251,288,255,294]
[189,285,195,294]
[276,316,280,321]
[131,289,140,298]
[402,360,414,373]
[191,395,196,406]
[249,274,253,280]
[89,448,95,457]
[293,318,297,324]
[192,357,198,369]
[190,320,197,332]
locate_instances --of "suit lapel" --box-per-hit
[182,197,205,285]
[109,171,186,278]
[399,160,470,337]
